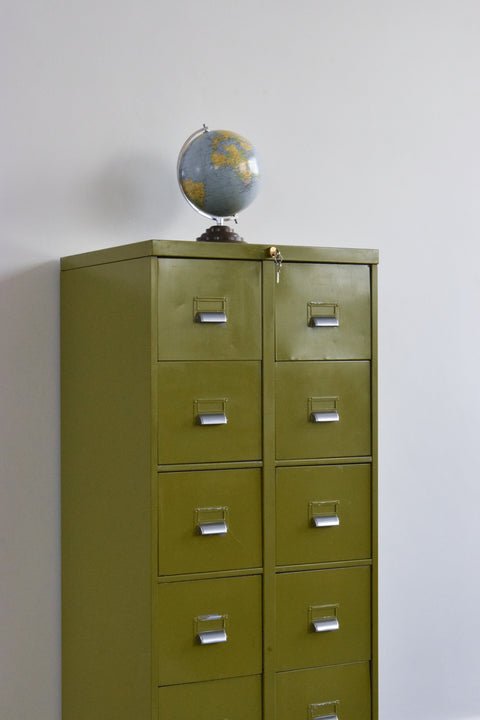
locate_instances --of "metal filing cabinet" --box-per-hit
[61,239,378,720]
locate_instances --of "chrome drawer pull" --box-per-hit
[195,311,227,323]
[198,520,228,536]
[310,316,339,327]
[313,514,339,528]
[311,411,340,423]
[198,629,227,645]
[312,715,338,720]
[313,618,340,633]
[197,413,227,425]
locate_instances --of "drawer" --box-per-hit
[276,464,371,566]
[276,662,371,720]
[157,575,262,685]
[157,258,261,360]
[158,468,262,575]
[158,675,262,720]
[275,263,371,360]
[157,361,262,464]
[276,566,371,671]
[275,361,371,460]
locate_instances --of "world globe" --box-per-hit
[177,126,261,227]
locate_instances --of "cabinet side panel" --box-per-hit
[61,258,153,720]
[371,263,379,720]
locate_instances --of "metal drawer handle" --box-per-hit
[312,618,340,633]
[195,311,227,323]
[313,514,339,528]
[311,411,340,423]
[198,520,228,536]
[309,700,339,720]
[198,629,227,645]
[197,413,227,425]
[310,316,339,327]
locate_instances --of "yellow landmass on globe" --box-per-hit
[211,143,254,186]
[211,131,252,152]
[181,178,205,208]
[211,131,231,146]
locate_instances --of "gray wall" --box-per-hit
[2,1,480,719]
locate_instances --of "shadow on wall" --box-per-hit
[0,260,60,475]
[0,260,61,720]
[85,153,178,232]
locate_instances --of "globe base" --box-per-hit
[196,225,245,243]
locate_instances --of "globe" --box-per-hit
[177,127,261,222]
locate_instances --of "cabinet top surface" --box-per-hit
[60,239,379,270]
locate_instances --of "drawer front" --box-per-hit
[276,662,371,720]
[157,575,262,685]
[158,468,262,576]
[276,566,371,671]
[158,675,262,720]
[275,263,371,360]
[157,361,262,464]
[276,464,371,566]
[157,258,261,360]
[275,361,371,460]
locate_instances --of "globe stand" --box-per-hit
[196,225,245,243]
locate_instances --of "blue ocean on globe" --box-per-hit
[178,129,261,219]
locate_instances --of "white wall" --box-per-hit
[2,1,480,718]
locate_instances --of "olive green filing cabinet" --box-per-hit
[61,239,378,720]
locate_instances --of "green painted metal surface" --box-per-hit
[158,675,262,720]
[61,240,378,720]
[157,258,262,360]
[276,464,371,565]
[157,575,262,685]
[276,566,371,671]
[157,360,262,464]
[275,360,371,459]
[275,262,371,360]
[276,662,371,720]
[158,468,262,575]
[60,239,379,270]
[61,258,155,720]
